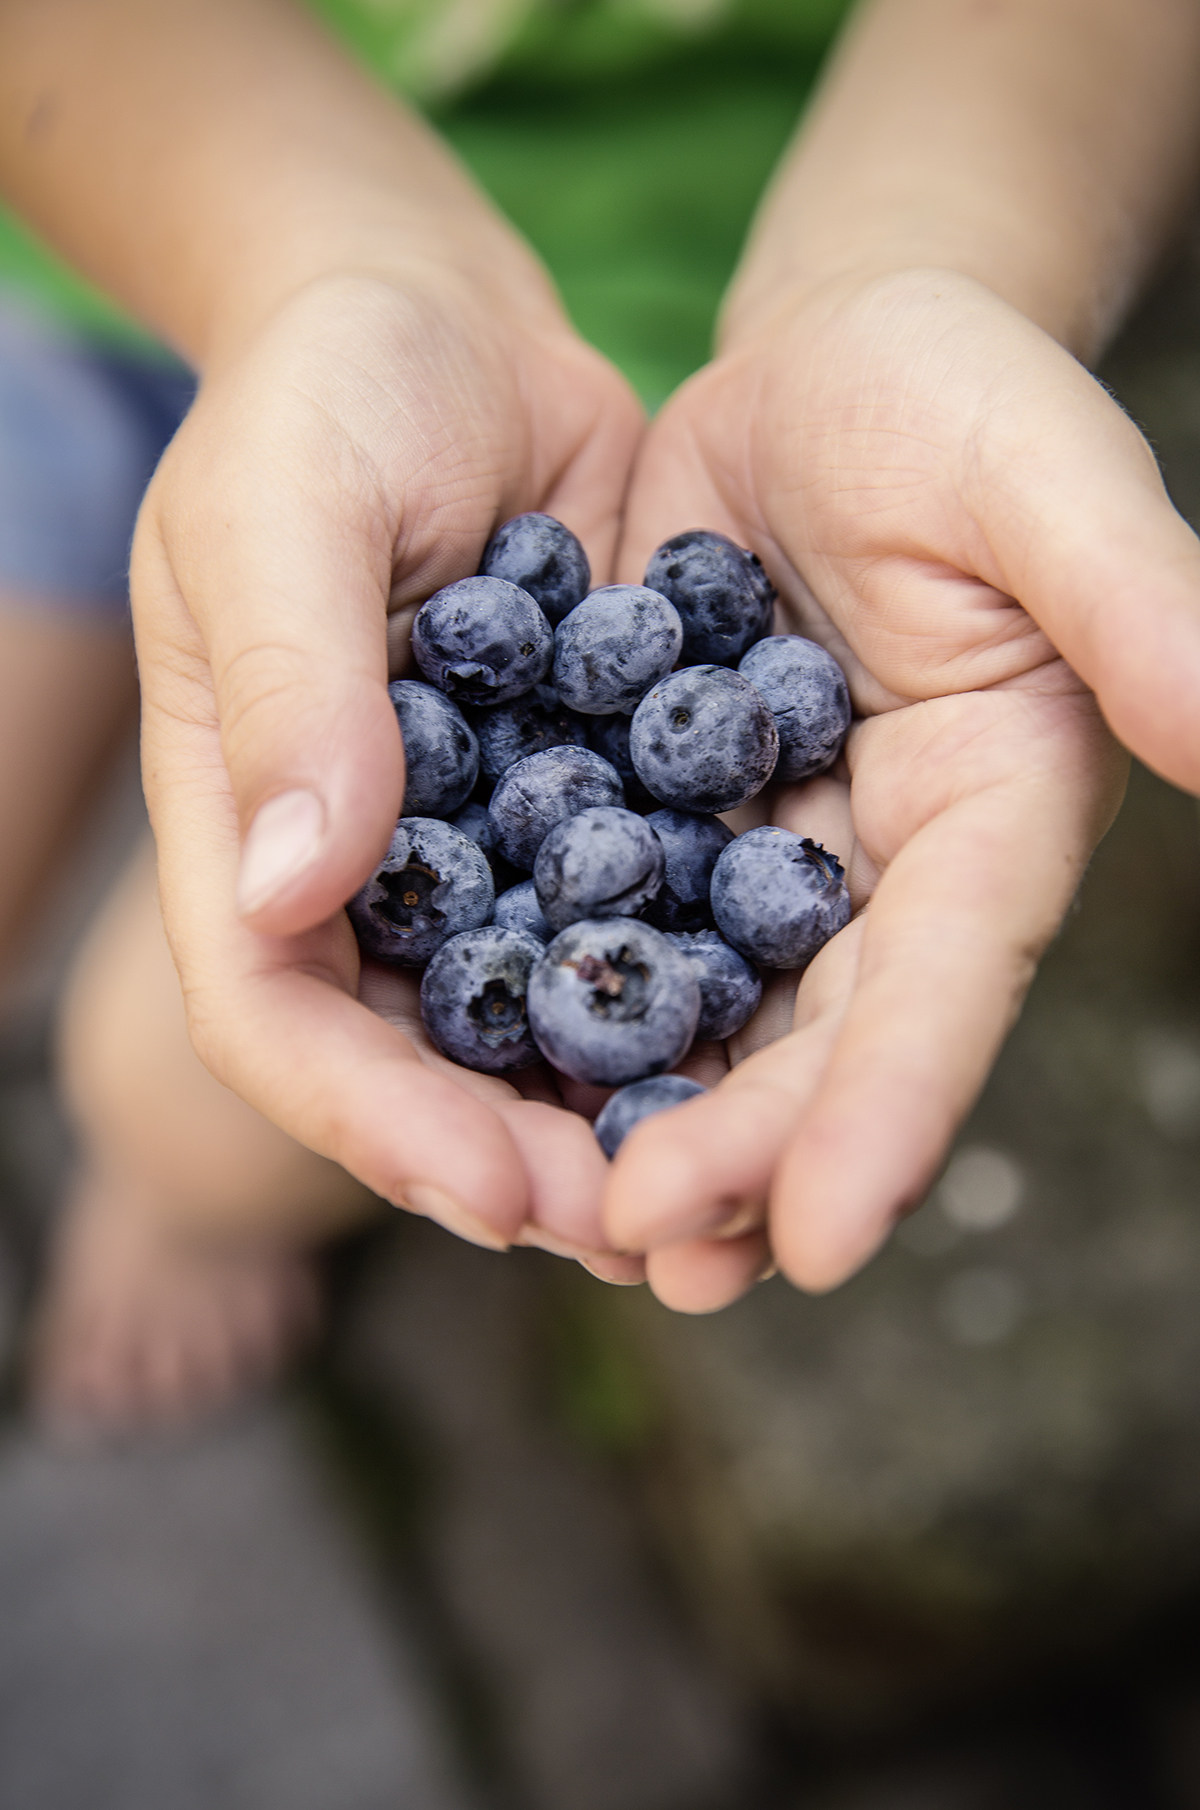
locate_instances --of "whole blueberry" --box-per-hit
[666,930,763,1040]
[471,683,588,782]
[389,680,479,818]
[738,635,851,781]
[420,926,544,1074]
[710,829,850,969]
[527,919,701,1087]
[594,1075,706,1159]
[486,745,623,871]
[630,666,779,813]
[479,512,590,626]
[553,585,682,716]
[644,529,775,665]
[587,714,657,812]
[642,809,733,931]
[412,575,553,707]
[493,879,553,943]
[349,817,495,967]
[534,807,664,932]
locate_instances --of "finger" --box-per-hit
[604,917,863,1250]
[644,1229,772,1313]
[971,344,1200,794]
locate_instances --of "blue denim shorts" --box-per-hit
[0,295,194,616]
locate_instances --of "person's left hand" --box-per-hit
[602,266,1200,1312]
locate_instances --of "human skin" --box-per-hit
[2,0,1200,1301]
[604,0,1200,1308]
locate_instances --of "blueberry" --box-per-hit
[641,809,733,931]
[471,683,588,782]
[665,930,763,1039]
[630,666,779,813]
[450,799,523,891]
[533,807,664,932]
[593,1075,707,1158]
[553,585,683,716]
[738,635,851,781]
[420,926,545,1074]
[586,714,657,812]
[348,817,494,967]
[479,512,590,626]
[710,829,850,968]
[493,879,553,943]
[644,530,775,665]
[412,575,553,707]
[527,919,701,1087]
[486,745,623,871]
[388,680,479,818]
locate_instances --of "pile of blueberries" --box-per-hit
[350,514,853,1155]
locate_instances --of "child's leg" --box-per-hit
[35,837,383,1427]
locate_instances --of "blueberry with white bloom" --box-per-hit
[493,879,553,943]
[389,680,479,818]
[738,635,851,780]
[472,683,588,782]
[644,529,774,665]
[480,512,590,626]
[630,666,778,813]
[527,919,700,1087]
[553,585,682,715]
[349,817,494,967]
[711,829,850,968]
[420,926,544,1073]
[412,575,553,707]
[450,799,522,891]
[666,930,763,1040]
[642,808,732,932]
[533,806,664,932]
[594,1075,707,1158]
[487,745,623,871]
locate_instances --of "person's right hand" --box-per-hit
[132,262,645,1271]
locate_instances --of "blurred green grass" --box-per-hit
[440,51,821,408]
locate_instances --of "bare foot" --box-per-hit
[29,1170,321,1434]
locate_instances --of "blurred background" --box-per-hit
[5,3,1200,1806]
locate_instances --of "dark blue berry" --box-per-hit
[594,1075,706,1158]
[479,512,590,626]
[533,807,664,932]
[412,575,553,707]
[471,683,588,782]
[630,666,779,813]
[710,829,850,968]
[419,926,544,1074]
[348,817,494,967]
[450,799,523,891]
[486,746,623,871]
[493,879,553,943]
[389,680,479,818]
[641,809,732,931]
[666,930,763,1040]
[738,635,851,781]
[644,530,774,665]
[586,714,657,812]
[526,919,701,1087]
[553,585,682,715]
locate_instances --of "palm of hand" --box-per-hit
[606,269,1138,1308]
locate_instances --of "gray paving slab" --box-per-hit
[344,1219,752,1810]
[0,1401,477,1810]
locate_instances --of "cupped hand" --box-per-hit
[132,265,644,1263]
[606,266,1200,1310]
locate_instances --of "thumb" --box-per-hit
[979,354,1200,794]
[134,397,407,940]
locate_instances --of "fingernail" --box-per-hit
[401,1182,510,1252]
[237,789,324,916]
[640,1194,761,1249]
[757,1261,778,1284]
